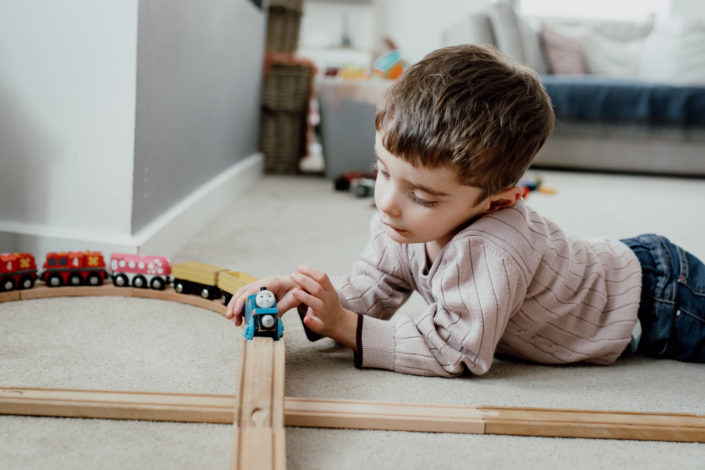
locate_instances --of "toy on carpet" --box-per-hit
[0,252,37,291]
[334,170,377,198]
[42,251,107,287]
[110,253,171,290]
[518,175,556,198]
[0,249,257,308]
[243,287,284,340]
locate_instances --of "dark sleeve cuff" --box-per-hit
[353,313,363,368]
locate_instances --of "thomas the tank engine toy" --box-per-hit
[243,287,284,341]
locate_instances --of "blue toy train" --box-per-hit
[243,287,284,341]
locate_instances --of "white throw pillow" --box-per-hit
[584,32,646,78]
[638,18,705,85]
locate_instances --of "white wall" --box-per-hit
[0,0,266,259]
[0,1,139,245]
[301,0,493,66]
[372,0,493,63]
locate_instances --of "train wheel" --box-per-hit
[2,278,15,291]
[175,282,185,293]
[150,277,165,290]
[87,273,102,286]
[68,273,83,286]
[20,276,35,290]
[113,274,129,287]
[48,274,62,287]
[200,287,211,299]
[132,275,147,289]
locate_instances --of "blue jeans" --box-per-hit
[621,234,705,362]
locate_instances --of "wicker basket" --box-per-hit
[266,7,302,54]
[262,64,312,112]
[268,0,303,11]
[260,109,307,174]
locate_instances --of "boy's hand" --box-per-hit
[225,276,299,326]
[290,265,358,350]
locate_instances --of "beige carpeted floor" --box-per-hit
[2,172,705,469]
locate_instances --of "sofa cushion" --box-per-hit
[584,31,646,79]
[638,18,705,85]
[540,25,588,74]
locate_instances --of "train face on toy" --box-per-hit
[0,253,38,291]
[42,251,107,287]
[110,253,171,290]
[243,287,284,341]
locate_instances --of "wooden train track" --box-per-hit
[2,285,705,470]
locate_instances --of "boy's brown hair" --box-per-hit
[375,45,555,202]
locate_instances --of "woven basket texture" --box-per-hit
[266,7,302,54]
[262,64,312,111]
[260,109,307,174]
[269,0,303,11]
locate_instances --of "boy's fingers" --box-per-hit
[297,265,333,290]
[276,289,301,314]
[303,311,325,333]
[292,288,323,312]
[291,271,324,296]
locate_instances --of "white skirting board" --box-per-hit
[0,153,263,258]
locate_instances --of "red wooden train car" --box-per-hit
[41,251,107,287]
[0,252,38,291]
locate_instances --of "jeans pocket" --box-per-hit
[673,308,705,362]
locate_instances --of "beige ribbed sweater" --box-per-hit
[333,201,642,377]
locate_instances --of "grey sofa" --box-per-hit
[443,4,705,176]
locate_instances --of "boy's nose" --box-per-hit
[376,186,401,217]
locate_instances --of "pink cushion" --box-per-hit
[540,26,588,74]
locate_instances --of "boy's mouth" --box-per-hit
[383,222,409,234]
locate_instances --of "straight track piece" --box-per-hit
[0,386,233,423]
[232,337,286,470]
[2,387,704,443]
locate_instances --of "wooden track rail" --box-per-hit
[2,386,704,443]
[2,284,227,315]
[3,282,705,470]
[232,337,286,470]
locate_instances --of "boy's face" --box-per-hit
[373,132,491,250]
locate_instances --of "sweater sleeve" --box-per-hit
[331,215,414,322]
[357,237,528,377]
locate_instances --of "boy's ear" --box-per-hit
[485,186,523,214]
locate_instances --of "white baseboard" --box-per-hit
[0,153,263,259]
[134,153,263,257]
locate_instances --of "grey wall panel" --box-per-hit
[132,0,265,233]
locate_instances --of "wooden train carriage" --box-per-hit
[42,251,107,287]
[217,271,257,305]
[171,262,226,300]
[0,252,38,291]
[109,253,171,290]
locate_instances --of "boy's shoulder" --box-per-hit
[451,201,550,257]
[462,200,537,239]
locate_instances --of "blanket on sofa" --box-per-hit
[542,75,705,127]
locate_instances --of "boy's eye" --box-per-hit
[410,192,438,208]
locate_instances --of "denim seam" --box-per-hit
[679,306,705,324]
[652,236,675,302]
